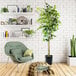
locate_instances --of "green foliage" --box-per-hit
[11,18,17,22]
[1,7,9,12]
[23,30,35,35]
[37,3,61,41]
[70,35,76,57]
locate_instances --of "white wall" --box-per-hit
[0,0,76,63]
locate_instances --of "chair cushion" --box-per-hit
[20,56,33,62]
[11,48,22,58]
[24,49,33,57]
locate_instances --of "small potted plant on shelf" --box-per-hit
[8,18,17,25]
[37,3,61,65]
[23,29,35,37]
[67,35,76,66]
[27,5,33,12]
[1,7,9,12]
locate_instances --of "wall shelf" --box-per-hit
[0,12,34,16]
[0,36,34,40]
[0,25,32,27]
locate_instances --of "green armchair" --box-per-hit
[4,41,34,72]
[5,41,34,63]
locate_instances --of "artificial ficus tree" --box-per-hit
[37,3,61,56]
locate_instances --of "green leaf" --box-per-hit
[54,5,56,9]
[36,7,45,13]
[37,25,43,30]
[23,30,35,35]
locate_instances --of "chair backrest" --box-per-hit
[4,41,28,56]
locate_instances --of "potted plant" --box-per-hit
[8,18,17,25]
[1,7,9,12]
[23,29,35,37]
[37,3,61,64]
[67,35,76,66]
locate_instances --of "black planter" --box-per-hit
[45,55,53,65]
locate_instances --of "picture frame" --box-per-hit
[7,5,18,13]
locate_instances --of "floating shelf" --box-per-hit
[0,25,32,27]
[0,12,34,16]
[1,36,34,40]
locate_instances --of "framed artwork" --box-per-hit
[7,5,18,12]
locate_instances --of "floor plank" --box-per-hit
[62,63,75,76]
[57,63,72,76]
[0,64,12,76]
[51,63,60,76]
[69,66,76,75]
[10,64,18,76]
[5,64,17,76]
[54,63,65,76]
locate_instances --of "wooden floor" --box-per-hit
[0,63,76,76]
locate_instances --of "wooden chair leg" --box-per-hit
[6,57,9,68]
[21,63,25,73]
[37,71,39,76]
[17,64,19,72]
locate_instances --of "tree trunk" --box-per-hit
[48,40,50,56]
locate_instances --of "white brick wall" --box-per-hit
[0,0,76,63]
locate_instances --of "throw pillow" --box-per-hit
[24,49,33,57]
